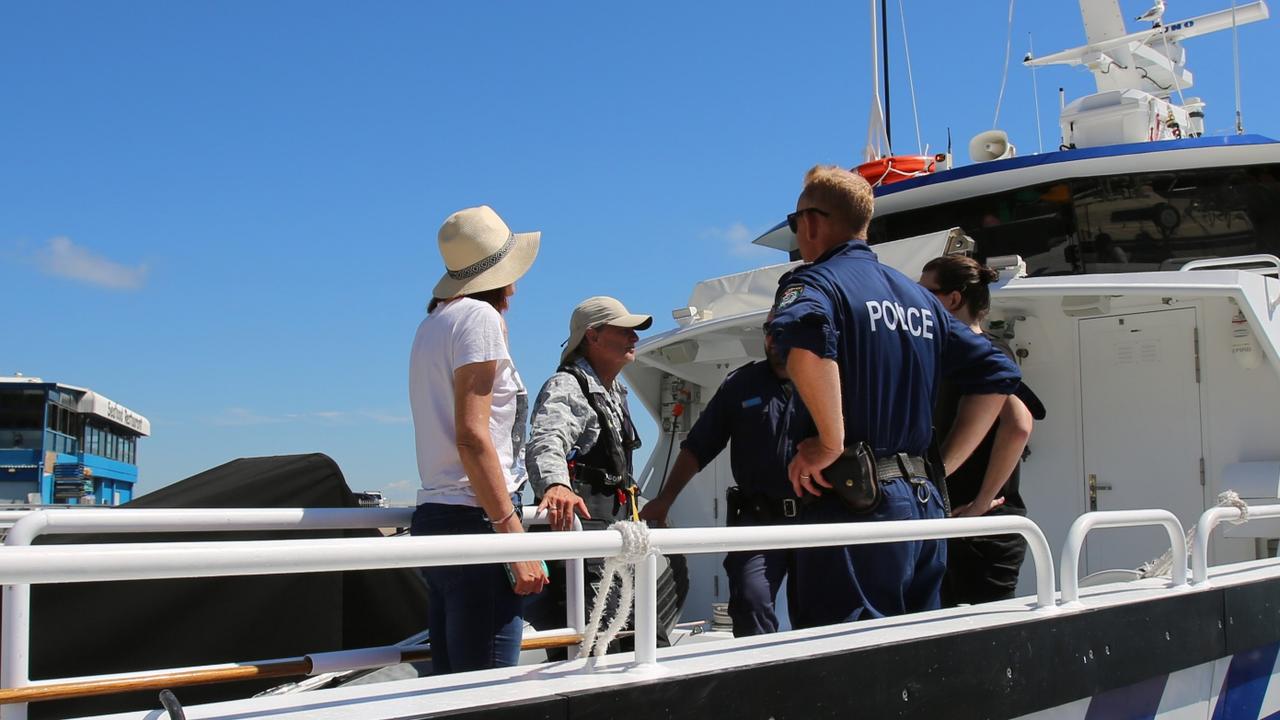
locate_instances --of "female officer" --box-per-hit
[921,255,1042,605]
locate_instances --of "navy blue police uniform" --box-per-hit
[681,359,803,636]
[768,240,1021,628]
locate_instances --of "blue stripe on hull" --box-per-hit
[1084,674,1168,720]
[1212,643,1280,720]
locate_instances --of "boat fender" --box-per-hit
[159,689,186,720]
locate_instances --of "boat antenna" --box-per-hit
[897,0,924,154]
[1158,29,1188,107]
[1027,33,1044,154]
[881,0,892,151]
[992,0,1017,128]
[1230,0,1245,134]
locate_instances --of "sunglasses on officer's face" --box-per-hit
[786,207,829,234]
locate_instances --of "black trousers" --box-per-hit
[941,523,1028,606]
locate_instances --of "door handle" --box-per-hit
[1087,474,1113,511]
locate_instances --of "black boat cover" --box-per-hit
[25,453,429,719]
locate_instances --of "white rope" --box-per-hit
[580,521,652,658]
[992,0,1017,128]
[896,0,923,155]
[1140,491,1249,579]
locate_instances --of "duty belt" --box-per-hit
[746,494,800,521]
[874,453,930,482]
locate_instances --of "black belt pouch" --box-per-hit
[823,442,882,514]
[724,486,745,526]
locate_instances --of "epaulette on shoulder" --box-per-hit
[723,359,761,384]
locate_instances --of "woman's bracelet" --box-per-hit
[490,506,520,527]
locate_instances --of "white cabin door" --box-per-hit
[1079,308,1205,574]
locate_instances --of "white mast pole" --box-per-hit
[1231,0,1245,134]
[1029,33,1044,154]
[863,0,888,162]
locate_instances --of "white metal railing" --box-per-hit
[1059,510,1187,604]
[0,513,1057,710]
[1192,503,1280,585]
[0,507,585,720]
[1180,254,1280,275]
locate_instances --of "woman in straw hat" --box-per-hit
[408,205,547,674]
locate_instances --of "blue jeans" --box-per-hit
[790,476,946,629]
[410,503,524,674]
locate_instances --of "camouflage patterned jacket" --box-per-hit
[525,356,635,494]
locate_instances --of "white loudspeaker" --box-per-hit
[968,130,1017,162]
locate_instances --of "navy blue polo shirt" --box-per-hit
[767,240,1021,458]
[680,360,799,501]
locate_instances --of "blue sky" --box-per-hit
[3,1,1276,504]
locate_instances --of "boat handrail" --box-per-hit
[1179,254,1280,275]
[1191,503,1280,585]
[0,514,1056,708]
[0,507,585,720]
[1059,510,1187,605]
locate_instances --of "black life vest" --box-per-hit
[558,362,641,487]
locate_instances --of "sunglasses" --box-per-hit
[786,207,829,233]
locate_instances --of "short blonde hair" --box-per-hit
[799,165,874,237]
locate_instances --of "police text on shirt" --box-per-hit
[866,300,935,339]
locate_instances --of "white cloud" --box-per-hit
[212,408,287,427]
[210,408,410,427]
[380,479,417,505]
[36,236,148,290]
[702,222,775,259]
[359,410,412,425]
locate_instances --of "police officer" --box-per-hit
[639,312,802,637]
[769,165,1021,628]
[524,296,660,649]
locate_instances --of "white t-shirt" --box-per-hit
[409,298,528,507]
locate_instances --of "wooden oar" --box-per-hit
[0,633,583,705]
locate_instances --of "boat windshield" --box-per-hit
[868,163,1280,275]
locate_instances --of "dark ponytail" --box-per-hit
[427,285,512,315]
[922,256,999,316]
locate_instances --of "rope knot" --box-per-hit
[613,519,652,563]
[580,520,651,658]
[1140,490,1251,579]
[1217,490,1249,525]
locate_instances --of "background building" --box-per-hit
[0,375,150,505]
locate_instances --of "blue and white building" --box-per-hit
[0,375,150,505]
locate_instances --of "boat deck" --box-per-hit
[76,557,1280,720]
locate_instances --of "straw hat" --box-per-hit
[560,296,653,364]
[432,206,541,299]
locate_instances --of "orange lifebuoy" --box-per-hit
[855,155,936,187]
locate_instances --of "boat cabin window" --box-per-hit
[868,164,1280,275]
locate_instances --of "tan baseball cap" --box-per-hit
[560,296,653,364]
